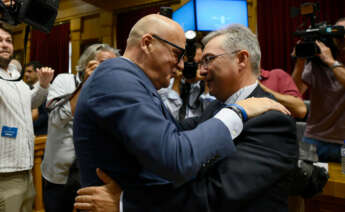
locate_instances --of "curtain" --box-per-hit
[258,0,345,74]
[117,6,161,52]
[30,23,70,79]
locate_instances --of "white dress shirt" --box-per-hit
[0,64,48,173]
[41,73,80,184]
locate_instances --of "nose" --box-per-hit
[177,57,184,70]
[199,64,208,77]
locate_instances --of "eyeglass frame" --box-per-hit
[199,50,241,69]
[151,34,185,63]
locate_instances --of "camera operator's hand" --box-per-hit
[316,40,335,67]
[84,60,100,81]
[38,67,54,89]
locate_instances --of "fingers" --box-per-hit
[37,67,54,75]
[267,98,291,116]
[74,202,93,211]
[84,60,99,81]
[77,186,98,195]
[37,67,54,88]
[96,168,113,185]
[74,194,95,211]
[236,97,291,119]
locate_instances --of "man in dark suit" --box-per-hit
[74,24,297,212]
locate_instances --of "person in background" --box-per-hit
[292,17,345,162]
[41,44,120,212]
[0,24,54,212]
[23,61,49,135]
[259,68,307,119]
[24,61,42,89]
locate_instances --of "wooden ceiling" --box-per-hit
[81,0,180,12]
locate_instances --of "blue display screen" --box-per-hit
[172,0,196,32]
[196,0,248,31]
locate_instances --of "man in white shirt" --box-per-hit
[0,24,54,212]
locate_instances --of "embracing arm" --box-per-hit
[201,111,298,211]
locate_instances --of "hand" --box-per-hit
[38,67,54,89]
[315,40,335,67]
[74,168,122,212]
[84,60,100,81]
[2,0,12,7]
[236,97,291,119]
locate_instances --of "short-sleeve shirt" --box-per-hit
[260,69,302,98]
[302,61,345,144]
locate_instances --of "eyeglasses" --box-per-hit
[152,34,185,63]
[199,50,240,69]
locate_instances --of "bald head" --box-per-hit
[123,14,186,90]
[127,14,184,47]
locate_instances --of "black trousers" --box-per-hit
[42,178,77,212]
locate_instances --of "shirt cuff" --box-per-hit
[120,191,123,212]
[214,108,243,139]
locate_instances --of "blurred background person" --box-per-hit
[23,61,50,136]
[292,17,345,162]
[0,24,54,212]
[24,61,42,89]
[41,43,120,212]
[259,68,307,120]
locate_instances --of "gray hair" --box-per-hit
[202,24,261,75]
[76,43,120,73]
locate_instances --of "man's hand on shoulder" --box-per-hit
[236,97,291,119]
[74,168,122,212]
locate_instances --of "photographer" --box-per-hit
[0,24,54,212]
[292,17,345,162]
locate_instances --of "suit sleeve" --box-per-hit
[126,111,298,212]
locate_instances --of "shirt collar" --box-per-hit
[224,81,258,105]
[0,64,20,79]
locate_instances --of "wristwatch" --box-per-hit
[225,105,243,121]
[330,60,344,69]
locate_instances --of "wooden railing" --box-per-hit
[33,135,47,212]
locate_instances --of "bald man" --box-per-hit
[73,14,289,211]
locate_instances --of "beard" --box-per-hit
[0,55,12,70]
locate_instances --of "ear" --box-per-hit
[140,33,153,55]
[237,50,249,70]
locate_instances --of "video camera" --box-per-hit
[183,30,199,79]
[0,0,59,33]
[292,2,345,58]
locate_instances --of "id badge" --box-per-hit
[1,126,18,138]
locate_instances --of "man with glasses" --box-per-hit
[73,16,291,212]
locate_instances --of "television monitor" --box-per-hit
[172,0,196,32]
[196,0,248,31]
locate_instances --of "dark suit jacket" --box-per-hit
[123,86,298,212]
[73,58,237,189]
